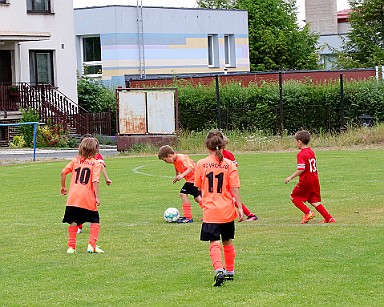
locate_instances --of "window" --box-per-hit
[27,0,51,13]
[82,36,102,76]
[29,50,54,85]
[207,34,219,67]
[224,34,236,67]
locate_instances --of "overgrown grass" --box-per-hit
[0,148,383,305]
[122,124,384,156]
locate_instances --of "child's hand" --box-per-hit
[284,177,292,184]
[237,208,244,222]
[60,187,67,195]
[96,197,100,206]
[173,175,182,183]
[106,179,112,185]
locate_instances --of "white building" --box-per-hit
[0,0,78,103]
[74,5,250,86]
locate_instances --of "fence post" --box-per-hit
[340,73,345,130]
[215,75,222,130]
[279,71,284,134]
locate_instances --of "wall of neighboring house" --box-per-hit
[74,5,250,86]
[0,0,78,103]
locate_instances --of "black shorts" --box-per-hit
[180,182,201,198]
[62,206,100,225]
[200,221,235,242]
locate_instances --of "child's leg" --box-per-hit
[194,195,203,209]
[223,240,236,275]
[312,202,334,222]
[291,196,311,214]
[209,240,223,271]
[88,223,100,249]
[68,224,78,249]
[180,193,193,219]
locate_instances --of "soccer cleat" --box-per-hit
[212,270,225,287]
[87,244,105,253]
[67,247,76,254]
[77,228,83,234]
[321,218,336,223]
[301,212,315,224]
[247,215,258,222]
[224,274,234,281]
[176,217,193,223]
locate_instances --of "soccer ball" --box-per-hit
[164,207,180,223]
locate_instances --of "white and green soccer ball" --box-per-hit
[164,207,180,223]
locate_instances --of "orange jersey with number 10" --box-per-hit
[62,157,101,211]
[194,156,240,223]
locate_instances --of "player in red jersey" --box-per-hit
[222,136,258,221]
[285,130,336,224]
[194,130,244,286]
[61,137,105,254]
[158,145,202,223]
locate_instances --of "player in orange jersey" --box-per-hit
[77,135,112,233]
[285,130,336,224]
[222,135,258,221]
[194,130,244,286]
[158,145,202,223]
[61,137,105,254]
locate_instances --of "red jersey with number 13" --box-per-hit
[297,147,320,191]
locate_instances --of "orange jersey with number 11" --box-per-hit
[194,156,240,223]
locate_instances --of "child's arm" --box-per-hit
[60,171,68,195]
[101,164,112,185]
[94,181,100,205]
[285,170,304,184]
[173,166,193,183]
[231,187,244,222]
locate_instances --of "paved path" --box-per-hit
[0,147,119,163]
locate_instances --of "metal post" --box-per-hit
[279,71,284,133]
[340,73,345,130]
[33,123,37,161]
[215,75,222,130]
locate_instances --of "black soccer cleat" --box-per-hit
[212,270,225,287]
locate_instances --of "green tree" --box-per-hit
[197,0,320,71]
[77,78,116,113]
[340,0,384,68]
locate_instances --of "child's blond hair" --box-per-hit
[78,137,98,159]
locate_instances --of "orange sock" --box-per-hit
[68,225,78,249]
[209,241,223,271]
[224,243,236,272]
[88,223,100,248]
[182,202,193,219]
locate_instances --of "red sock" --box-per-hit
[88,223,100,248]
[198,200,203,209]
[241,203,253,217]
[182,202,193,219]
[292,197,311,214]
[209,241,223,271]
[223,243,236,272]
[68,225,78,249]
[314,204,332,221]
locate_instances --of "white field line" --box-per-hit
[132,164,173,179]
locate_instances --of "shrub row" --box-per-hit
[176,78,384,133]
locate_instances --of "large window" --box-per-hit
[82,36,102,76]
[29,50,54,85]
[208,34,219,67]
[27,0,51,13]
[224,34,236,67]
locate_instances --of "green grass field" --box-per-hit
[0,149,383,306]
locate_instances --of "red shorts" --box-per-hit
[291,183,321,204]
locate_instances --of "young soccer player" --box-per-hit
[61,137,105,254]
[158,145,202,223]
[194,130,244,287]
[77,135,112,233]
[223,136,258,221]
[284,130,336,224]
